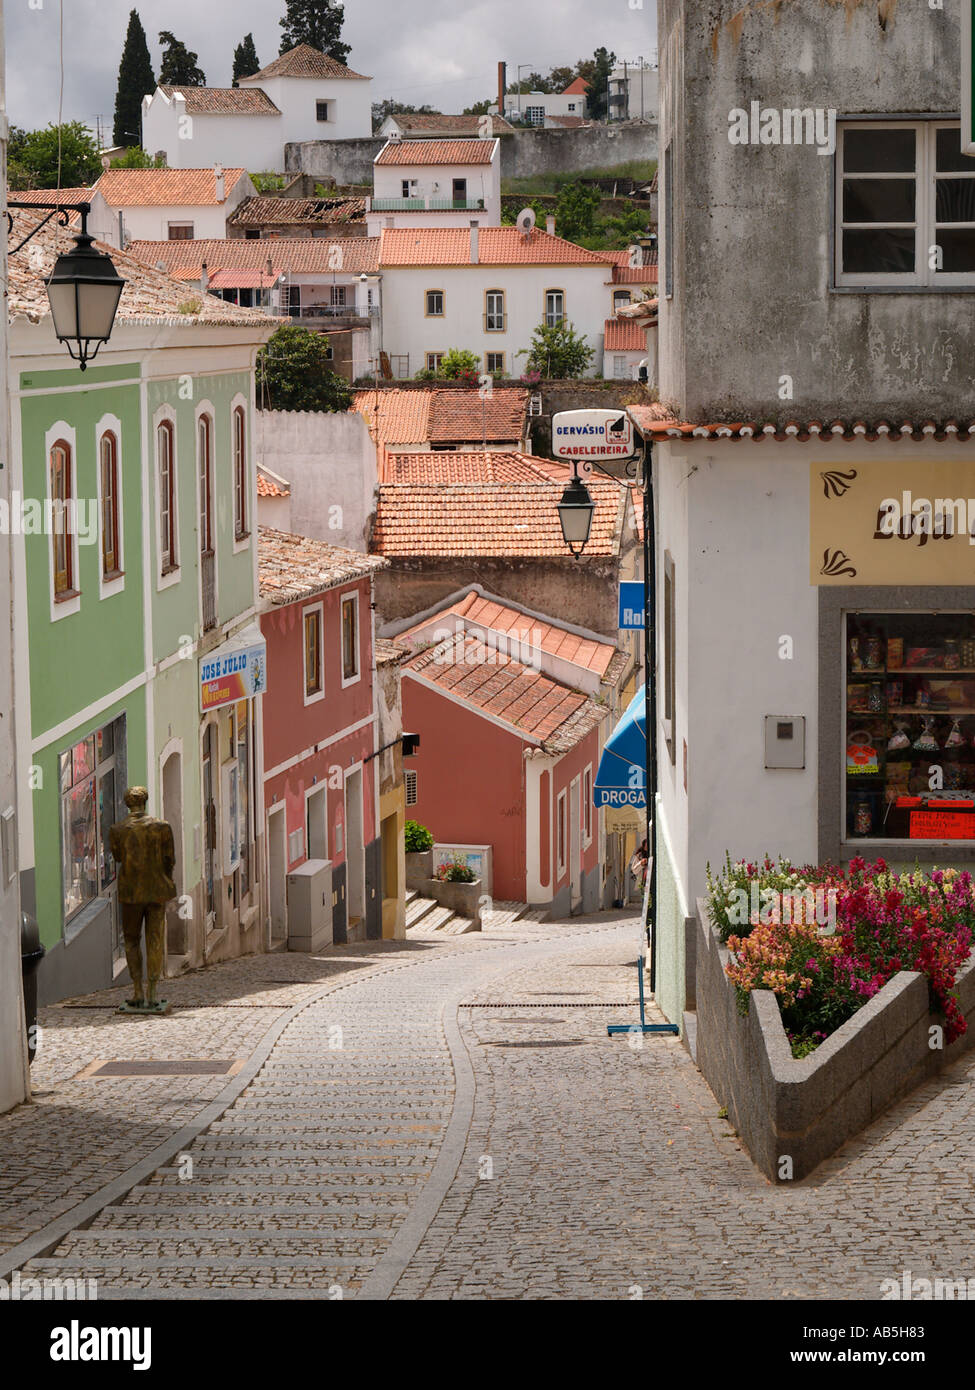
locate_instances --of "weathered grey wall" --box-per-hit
[659,0,973,421]
[286,124,658,186]
[255,409,377,554]
[374,555,624,638]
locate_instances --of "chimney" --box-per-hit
[214,163,225,203]
[497,61,506,117]
[470,222,479,263]
[201,260,208,293]
[546,214,556,236]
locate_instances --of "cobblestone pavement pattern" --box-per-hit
[5,912,975,1298]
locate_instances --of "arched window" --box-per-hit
[198,414,213,555]
[158,419,177,571]
[100,431,120,578]
[233,405,247,538]
[50,439,73,598]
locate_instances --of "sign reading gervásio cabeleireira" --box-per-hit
[552,409,636,461]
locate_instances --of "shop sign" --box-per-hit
[619,581,646,629]
[200,635,267,713]
[810,460,975,585]
[552,409,635,461]
[909,809,975,840]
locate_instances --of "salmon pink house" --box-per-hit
[389,588,626,916]
[258,527,391,945]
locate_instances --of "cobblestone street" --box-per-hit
[2,911,974,1300]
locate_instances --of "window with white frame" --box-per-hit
[99,431,121,579]
[425,351,444,372]
[341,591,359,683]
[556,789,567,877]
[157,419,177,572]
[233,405,247,539]
[485,351,505,374]
[316,100,330,122]
[836,121,975,287]
[485,289,505,331]
[50,438,75,599]
[544,289,565,327]
[613,289,632,309]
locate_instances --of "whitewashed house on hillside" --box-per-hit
[93,167,255,246]
[142,44,372,171]
[366,139,501,234]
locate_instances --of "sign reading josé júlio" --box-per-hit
[552,409,636,461]
[964,1,975,153]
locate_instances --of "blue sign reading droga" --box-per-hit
[618,581,646,630]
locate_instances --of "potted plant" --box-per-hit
[404,820,434,890]
[427,858,483,928]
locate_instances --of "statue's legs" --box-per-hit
[144,904,166,1005]
[120,903,146,1003]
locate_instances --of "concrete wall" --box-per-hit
[287,124,658,185]
[254,409,377,553]
[658,0,975,421]
[694,899,975,1182]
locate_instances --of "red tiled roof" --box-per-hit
[257,470,290,498]
[258,526,386,604]
[387,113,516,136]
[612,263,658,284]
[604,318,647,351]
[95,168,248,206]
[379,451,558,484]
[373,480,624,558]
[403,633,602,749]
[379,226,607,266]
[401,590,616,676]
[158,85,280,115]
[229,196,365,227]
[562,77,589,95]
[353,389,431,445]
[246,44,369,82]
[376,138,497,167]
[207,268,277,290]
[128,236,380,277]
[7,187,90,227]
[626,406,975,442]
[353,388,529,446]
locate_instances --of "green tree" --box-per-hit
[462,99,492,116]
[109,146,166,169]
[370,99,439,132]
[579,47,616,121]
[279,0,350,64]
[8,122,103,190]
[554,181,600,241]
[232,33,261,85]
[508,72,549,94]
[113,10,155,147]
[517,320,594,379]
[256,326,352,412]
[158,31,206,86]
[547,65,576,93]
[250,171,287,193]
[437,348,481,383]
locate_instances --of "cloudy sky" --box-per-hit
[6,0,658,135]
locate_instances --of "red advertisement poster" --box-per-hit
[909,809,975,840]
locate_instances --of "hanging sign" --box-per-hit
[200,634,267,712]
[619,580,646,629]
[553,409,636,460]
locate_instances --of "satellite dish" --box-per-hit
[516,207,536,235]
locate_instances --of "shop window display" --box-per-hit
[846,614,975,841]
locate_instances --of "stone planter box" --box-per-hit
[694,896,975,1182]
[405,850,433,892]
[426,877,483,929]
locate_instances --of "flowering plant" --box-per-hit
[435,859,477,884]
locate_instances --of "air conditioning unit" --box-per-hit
[287,858,333,953]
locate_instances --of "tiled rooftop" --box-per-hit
[378,226,608,266]
[386,113,516,135]
[352,387,528,446]
[127,236,380,277]
[400,589,617,676]
[378,451,559,485]
[375,139,497,167]
[95,168,248,206]
[604,317,647,351]
[372,480,624,558]
[258,526,387,605]
[7,209,274,328]
[158,85,280,115]
[256,470,290,498]
[626,406,975,442]
[228,196,365,227]
[403,634,606,752]
[246,44,369,81]
[562,77,589,94]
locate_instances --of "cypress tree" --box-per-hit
[158,31,207,87]
[113,9,155,147]
[279,1,350,65]
[232,34,261,86]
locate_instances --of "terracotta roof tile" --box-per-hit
[246,44,369,81]
[404,633,607,751]
[258,526,386,604]
[627,405,975,443]
[228,196,364,227]
[158,85,280,115]
[353,387,528,447]
[604,317,647,351]
[376,139,497,167]
[373,480,623,557]
[7,209,275,329]
[562,77,589,94]
[352,389,431,445]
[612,263,658,284]
[377,451,560,485]
[387,113,516,135]
[95,168,248,206]
[379,226,607,266]
[257,470,290,498]
[127,236,380,277]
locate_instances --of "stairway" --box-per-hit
[404,890,478,937]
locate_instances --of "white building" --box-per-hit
[608,64,658,122]
[142,44,372,172]
[0,9,29,1114]
[495,77,589,126]
[94,167,255,246]
[366,138,501,235]
[378,225,610,379]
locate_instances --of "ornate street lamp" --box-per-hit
[557,469,595,557]
[8,202,125,370]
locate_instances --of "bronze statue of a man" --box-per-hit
[109,786,177,1014]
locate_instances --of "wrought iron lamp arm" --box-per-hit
[7,200,91,257]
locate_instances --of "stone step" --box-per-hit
[404,895,439,927]
[438,914,479,935]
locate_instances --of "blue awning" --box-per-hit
[594,685,647,808]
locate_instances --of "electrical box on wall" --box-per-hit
[765,716,805,769]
